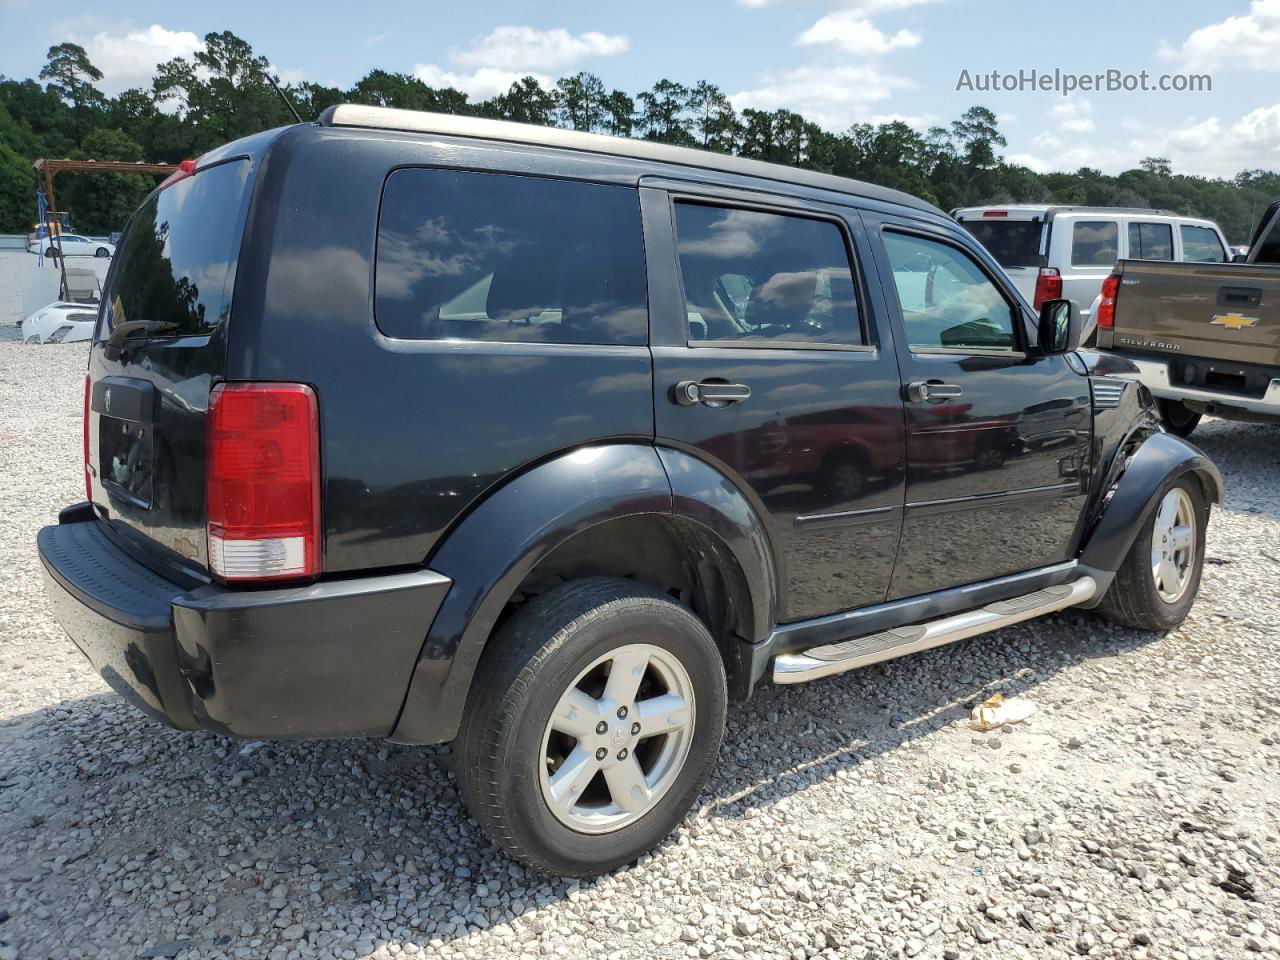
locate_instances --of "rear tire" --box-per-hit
[454,577,727,877]
[1096,476,1207,631]
[95,247,110,258]
[1158,399,1201,438]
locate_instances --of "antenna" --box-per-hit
[263,67,304,124]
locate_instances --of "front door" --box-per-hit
[865,215,1091,600]
[644,185,906,623]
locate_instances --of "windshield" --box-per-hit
[959,219,1043,268]
[98,159,250,341]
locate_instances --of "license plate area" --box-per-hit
[91,377,157,508]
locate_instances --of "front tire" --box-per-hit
[1158,399,1201,438]
[454,578,727,877]
[1096,476,1207,631]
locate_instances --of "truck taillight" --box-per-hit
[207,382,320,583]
[1097,273,1120,330]
[83,375,91,502]
[1033,267,1062,310]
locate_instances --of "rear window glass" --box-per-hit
[1180,225,1227,263]
[100,159,249,339]
[959,219,1043,268]
[375,169,648,345]
[1071,221,1119,267]
[1128,222,1173,260]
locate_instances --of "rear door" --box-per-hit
[865,213,1091,600]
[644,183,906,623]
[87,158,254,577]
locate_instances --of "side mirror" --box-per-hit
[1232,252,1249,264]
[1038,298,1081,355]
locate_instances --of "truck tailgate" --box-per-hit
[1109,259,1280,366]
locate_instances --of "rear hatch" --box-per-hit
[954,210,1045,303]
[1110,258,1280,368]
[86,157,254,579]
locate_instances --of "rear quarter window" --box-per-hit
[375,169,648,346]
[1179,224,1227,263]
[1071,221,1119,268]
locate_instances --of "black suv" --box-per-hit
[39,105,1222,877]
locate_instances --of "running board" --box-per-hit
[772,576,1097,685]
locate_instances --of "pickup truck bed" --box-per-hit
[1098,204,1280,428]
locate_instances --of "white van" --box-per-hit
[953,206,1232,340]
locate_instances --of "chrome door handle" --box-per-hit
[905,380,963,403]
[674,380,752,407]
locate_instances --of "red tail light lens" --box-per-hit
[83,375,92,502]
[207,382,320,583]
[1097,273,1120,330]
[1033,267,1063,310]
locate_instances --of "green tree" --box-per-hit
[555,72,606,131]
[637,80,693,145]
[59,128,154,233]
[601,90,635,137]
[687,81,738,152]
[39,43,105,112]
[0,142,35,232]
[484,77,555,125]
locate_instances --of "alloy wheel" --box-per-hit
[1150,487,1196,604]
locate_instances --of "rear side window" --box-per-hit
[1071,221,1119,267]
[101,159,249,338]
[673,202,862,347]
[375,169,647,345]
[1180,225,1227,263]
[1127,222,1173,261]
[959,219,1043,268]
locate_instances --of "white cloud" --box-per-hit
[1159,0,1280,71]
[448,26,628,72]
[411,64,552,100]
[796,11,921,55]
[730,65,913,129]
[64,23,201,96]
[1050,98,1094,134]
[1014,104,1280,178]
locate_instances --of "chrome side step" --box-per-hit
[772,576,1097,685]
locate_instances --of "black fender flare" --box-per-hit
[1079,430,1223,578]
[389,443,777,745]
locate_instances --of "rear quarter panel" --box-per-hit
[228,127,656,573]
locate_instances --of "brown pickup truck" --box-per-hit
[1096,200,1280,436]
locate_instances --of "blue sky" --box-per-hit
[3,0,1278,178]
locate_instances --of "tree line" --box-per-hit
[1,31,1276,240]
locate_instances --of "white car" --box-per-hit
[20,302,98,344]
[953,205,1232,342]
[32,234,115,258]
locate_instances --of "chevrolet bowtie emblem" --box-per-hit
[1211,312,1259,330]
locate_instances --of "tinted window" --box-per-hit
[1180,224,1227,263]
[100,160,249,338]
[1071,221,1119,267]
[1127,222,1173,260]
[1256,224,1280,264]
[673,203,861,346]
[375,169,647,345]
[884,231,1017,352]
[961,219,1043,267]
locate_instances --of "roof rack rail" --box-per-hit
[318,104,939,215]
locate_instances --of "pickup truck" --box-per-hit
[1095,200,1280,436]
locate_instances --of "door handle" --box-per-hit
[905,380,963,403]
[674,380,752,407]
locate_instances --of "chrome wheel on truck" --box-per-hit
[1096,476,1207,631]
[455,578,726,877]
[539,643,695,834]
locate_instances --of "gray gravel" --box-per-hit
[2,247,1279,959]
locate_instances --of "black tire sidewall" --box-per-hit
[1158,399,1201,437]
[96,247,110,258]
[1128,476,1208,629]
[486,593,725,875]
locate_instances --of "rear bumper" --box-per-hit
[1117,356,1280,419]
[38,507,451,739]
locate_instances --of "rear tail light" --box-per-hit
[1032,267,1062,310]
[207,382,320,583]
[1097,273,1120,330]
[83,375,92,502]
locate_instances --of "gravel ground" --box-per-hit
[1,248,1279,959]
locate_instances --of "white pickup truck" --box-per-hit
[954,205,1233,341]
